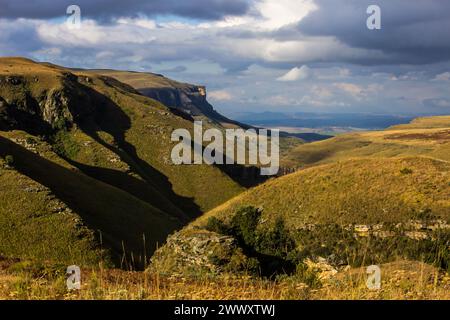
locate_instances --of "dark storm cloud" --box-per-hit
[298,0,450,65]
[0,0,251,21]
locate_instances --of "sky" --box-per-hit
[0,0,449,116]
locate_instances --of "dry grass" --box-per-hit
[0,260,448,300]
[196,157,450,228]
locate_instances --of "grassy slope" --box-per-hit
[85,69,193,90]
[69,67,244,214]
[87,68,305,158]
[0,134,181,266]
[195,157,450,227]
[282,116,450,167]
[194,116,450,228]
[0,165,104,266]
[0,57,243,265]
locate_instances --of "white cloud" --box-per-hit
[277,65,311,81]
[255,0,317,30]
[433,72,450,81]
[208,90,233,101]
[334,82,363,96]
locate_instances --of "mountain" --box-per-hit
[232,111,415,131]
[80,68,306,183]
[152,116,450,277]
[79,69,248,129]
[0,57,244,267]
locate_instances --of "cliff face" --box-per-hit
[0,71,93,133]
[140,85,210,117]
[84,69,246,128]
[140,84,238,126]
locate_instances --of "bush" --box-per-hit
[230,206,261,248]
[257,217,296,259]
[400,167,413,175]
[51,130,80,158]
[205,217,230,235]
[4,154,14,167]
[208,207,299,277]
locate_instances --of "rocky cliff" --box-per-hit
[83,69,248,128]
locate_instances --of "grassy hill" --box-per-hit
[281,116,450,168]
[192,116,450,228]
[0,57,243,267]
[151,118,450,278]
[196,157,450,227]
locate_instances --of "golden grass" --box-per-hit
[195,157,450,228]
[282,127,450,168]
[85,69,194,90]
[0,260,447,300]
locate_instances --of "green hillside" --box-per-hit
[0,57,243,267]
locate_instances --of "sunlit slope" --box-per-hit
[389,116,450,129]
[282,117,450,167]
[196,157,450,227]
[0,57,243,265]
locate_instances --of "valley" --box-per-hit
[0,57,448,300]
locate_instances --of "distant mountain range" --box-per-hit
[231,111,416,131]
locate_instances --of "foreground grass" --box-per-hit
[0,259,448,300]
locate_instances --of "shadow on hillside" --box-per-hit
[0,135,181,269]
[188,139,269,188]
[62,157,189,223]
[71,83,203,220]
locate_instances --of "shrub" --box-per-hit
[51,130,80,158]
[230,206,261,248]
[205,217,230,235]
[400,167,413,175]
[4,154,14,167]
[257,217,296,259]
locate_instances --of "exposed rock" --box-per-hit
[150,230,243,276]
[305,257,339,280]
[4,76,22,85]
[404,231,429,240]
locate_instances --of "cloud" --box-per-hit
[423,98,450,109]
[297,0,450,65]
[159,65,187,73]
[0,0,251,21]
[208,90,233,101]
[333,82,364,97]
[277,65,311,81]
[433,72,450,81]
